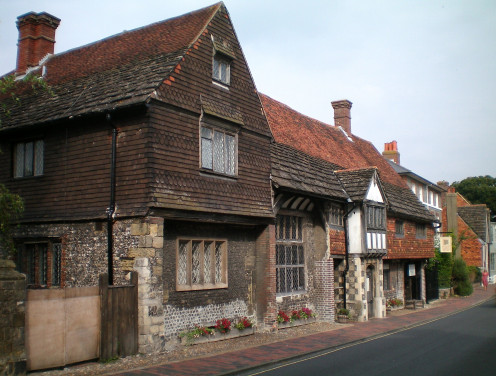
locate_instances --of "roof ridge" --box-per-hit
[50,3,222,64]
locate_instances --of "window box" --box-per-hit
[180,326,255,346]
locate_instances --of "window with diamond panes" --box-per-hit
[176,239,227,291]
[213,54,231,85]
[276,215,305,295]
[201,126,236,176]
[14,140,44,178]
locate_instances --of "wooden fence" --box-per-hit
[25,273,138,371]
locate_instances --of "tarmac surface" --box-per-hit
[116,285,495,376]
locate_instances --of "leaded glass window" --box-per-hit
[213,54,230,85]
[366,205,386,230]
[200,126,237,176]
[176,239,227,291]
[275,215,305,295]
[329,204,344,227]
[14,140,44,178]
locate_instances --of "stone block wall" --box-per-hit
[0,260,26,376]
[124,217,165,354]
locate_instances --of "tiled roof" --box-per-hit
[383,182,435,222]
[271,142,348,200]
[0,3,221,129]
[458,205,490,242]
[260,93,434,223]
[336,168,377,202]
[260,93,406,187]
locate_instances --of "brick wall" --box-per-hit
[386,217,434,259]
[458,217,482,267]
[314,259,335,321]
[329,227,346,255]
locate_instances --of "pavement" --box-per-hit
[116,285,495,376]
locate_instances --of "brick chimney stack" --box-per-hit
[331,100,353,135]
[16,12,60,75]
[382,140,400,164]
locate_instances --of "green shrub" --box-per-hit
[467,266,481,283]
[428,249,453,288]
[452,258,473,296]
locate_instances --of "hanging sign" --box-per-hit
[440,236,452,253]
[408,264,416,277]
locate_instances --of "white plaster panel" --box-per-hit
[366,178,384,203]
[348,209,362,253]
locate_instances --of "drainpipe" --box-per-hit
[106,114,117,285]
[342,201,356,310]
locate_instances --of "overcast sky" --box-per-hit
[1,0,495,184]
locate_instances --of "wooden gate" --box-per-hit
[25,287,100,371]
[99,272,138,360]
[25,273,138,371]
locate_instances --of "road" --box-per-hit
[241,299,496,376]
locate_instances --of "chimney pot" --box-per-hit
[16,12,60,75]
[331,99,352,135]
[382,140,400,164]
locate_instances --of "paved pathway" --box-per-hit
[118,286,495,376]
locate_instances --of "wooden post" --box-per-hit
[99,273,109,360]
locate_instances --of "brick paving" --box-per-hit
[117,286,495,376]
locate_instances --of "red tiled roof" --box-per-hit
[260,93,406,188]
[47,3,221,85]
[1,3,221,129]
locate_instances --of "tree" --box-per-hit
[452,175,496,218]
[1,73,53,125]
[0,184,24,256]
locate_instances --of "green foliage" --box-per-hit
[0,183,24,256]
[0,73,53,124]
[452,175,496,217]
[427,248,454,289]
[452,258,473,296]
[467,266,482,283]
[337,308,350,317]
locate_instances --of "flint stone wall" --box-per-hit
[0,260,26,376]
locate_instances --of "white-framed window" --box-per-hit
[14,140,44,178]
[16,241,62,288]
[417,186,423,201]
[329,203,344,227]
[213,54,231,85]
[200,125,237,176]
[416,223,427,239]
[433,193,439,208]
[176,239,228,291]
[276,215,305,295]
